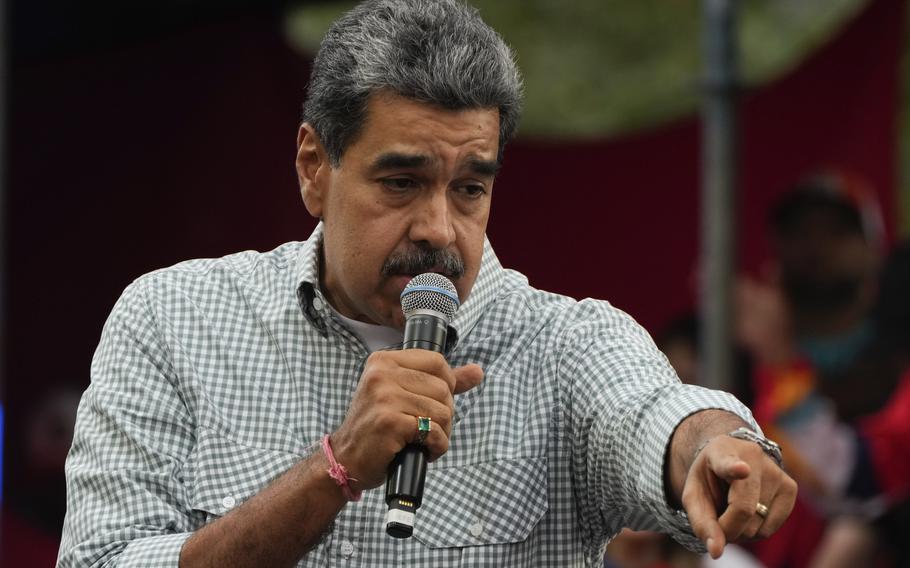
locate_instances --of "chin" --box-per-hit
[387,311,406,330]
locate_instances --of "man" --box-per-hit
[767,175,883,379]
[58,1,796,566]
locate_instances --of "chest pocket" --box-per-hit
[413,457,548,548]
[188,428,302,521]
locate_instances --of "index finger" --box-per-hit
[385,350,457,392]
[681,476,726,559]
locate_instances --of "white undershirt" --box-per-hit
[328,305,403,353]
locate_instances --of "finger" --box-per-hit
[422,423,451,462]
[714,455,759,543]
[681,477,726,559]
[756,473,798,539]
[741,483,777,540]
[742,461,796,539]
[396,368,455,407]
[399,394,453,437]
[368,350,458,393]
[453,364,484,394]
[378,403,450,460]
[381,416,450,465]
[710,452,752,482]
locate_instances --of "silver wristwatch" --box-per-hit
[728,427,783,467]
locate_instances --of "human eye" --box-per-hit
[380,177,419,193]
[455,183,488,199]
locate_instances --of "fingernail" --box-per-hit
[706,538,716,558]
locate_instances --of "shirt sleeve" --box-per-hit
[558,300,759,553]
[58,277,199,567]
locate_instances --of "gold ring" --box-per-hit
[755,502,769,518]
[415,416,432,445]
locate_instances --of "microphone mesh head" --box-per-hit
[400,273,460,322]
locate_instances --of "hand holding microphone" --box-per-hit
[324,273,482,535]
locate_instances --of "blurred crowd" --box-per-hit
[607,171,910,568]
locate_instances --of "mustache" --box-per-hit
[381,247,465,279]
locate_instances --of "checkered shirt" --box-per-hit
[58,223,757,567]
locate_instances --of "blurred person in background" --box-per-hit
[741,172,885,383]
[2,385,81,566]
[735,173,910,567]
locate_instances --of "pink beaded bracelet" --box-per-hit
[322,435,362,502]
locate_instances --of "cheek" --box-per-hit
[340,220,403,277]
[457,211,489,255]
[453,218,489,301]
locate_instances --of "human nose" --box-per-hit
[409,189,456,249]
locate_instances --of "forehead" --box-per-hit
[778,209,864,242]
[343,92,501,166]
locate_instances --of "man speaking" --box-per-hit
[58,1,796,566]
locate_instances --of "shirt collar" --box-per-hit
[295,223,328,335]
[294,222,505,346]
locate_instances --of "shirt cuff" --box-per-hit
[636,385,760,552]
[116,532,193,566]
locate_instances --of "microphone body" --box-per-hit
[385,274,459,539]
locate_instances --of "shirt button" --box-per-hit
[312,297,324,310]
[339,540,355,557]
[469,521,484,537]
[222,496,236,510]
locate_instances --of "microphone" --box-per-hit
[385,272,460,538]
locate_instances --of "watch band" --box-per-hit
[727,427,783,467]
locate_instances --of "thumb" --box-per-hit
[710,453,752,482]
[452,364,484,394]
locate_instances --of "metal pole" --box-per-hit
[698,0,739,391]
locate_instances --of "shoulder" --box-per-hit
[143,241,300,283]
[479,268,651,349]
[113,241,304,322]
[496,269,644,330]
[133,241,300,293]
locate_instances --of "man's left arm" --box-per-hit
[666,409,798,559]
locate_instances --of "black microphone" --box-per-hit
[385,272,460,538]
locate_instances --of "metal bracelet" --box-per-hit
[727,427,783,467]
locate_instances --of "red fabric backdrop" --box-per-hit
[2,0,905,557]
[492,0,904,331]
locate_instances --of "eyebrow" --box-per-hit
[368,152,500,178]
[369,152,430,172]
[466,157,500,177]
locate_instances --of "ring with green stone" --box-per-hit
[415,416,432,445]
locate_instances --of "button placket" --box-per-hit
[328,502,362,564]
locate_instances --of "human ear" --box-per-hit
[296,123,329,218]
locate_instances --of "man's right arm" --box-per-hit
[59,279,481,567]
[178,349,482,567]
[179,449,347,567]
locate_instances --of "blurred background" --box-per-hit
[2,0,909,566]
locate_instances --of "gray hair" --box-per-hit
[302,0,523,166]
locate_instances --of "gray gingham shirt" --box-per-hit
[59,223,757,567]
